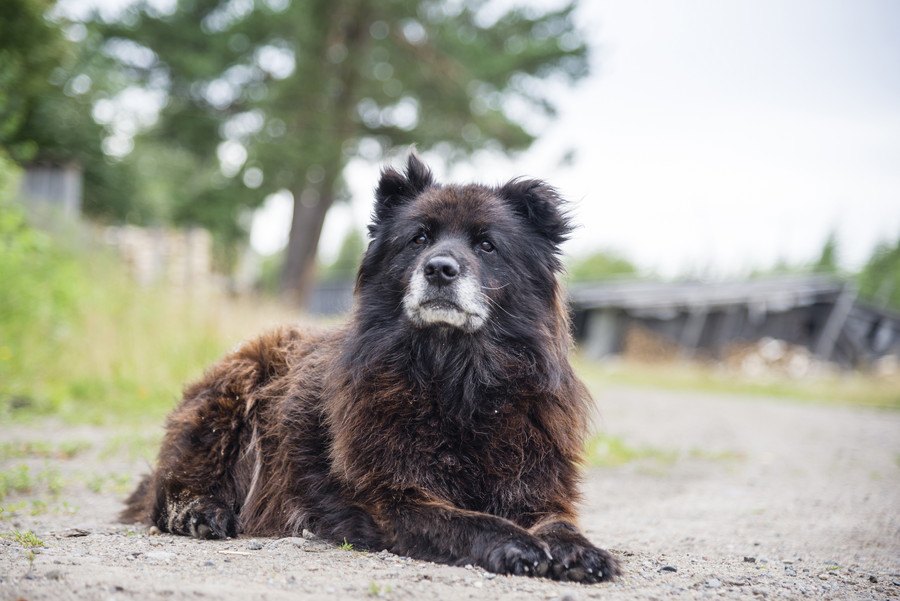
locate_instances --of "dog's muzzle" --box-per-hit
[403,254,488,332]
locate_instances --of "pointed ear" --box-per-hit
[371,153,435,231]
[498,178,573,246]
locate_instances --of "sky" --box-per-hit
[272,0,900,277]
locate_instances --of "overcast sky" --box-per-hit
[270,0,900,277]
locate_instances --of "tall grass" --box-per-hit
[0,201,298,424]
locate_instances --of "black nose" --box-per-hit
[424,255,460,285]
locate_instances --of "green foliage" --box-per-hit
[584,433,676,467]
[3,529,44,549]
[0,0,69,161]
[858,238,900,311]
[566,250,637,282]
[813,232,840,274]
[0,200,268,423]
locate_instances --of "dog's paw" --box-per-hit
[546,540,619,583]
[484,535,552,577]
[166,499,238,539]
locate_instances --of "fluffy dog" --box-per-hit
[122,155,619,582]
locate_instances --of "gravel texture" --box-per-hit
[1,385,898,600]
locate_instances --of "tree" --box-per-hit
[96,0,589,303]
[813,232,839,274]
[567,250,636,282]
[319,227,366,282]
[1,0,142,220]
[858,238,900,311]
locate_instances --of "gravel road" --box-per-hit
[2,385,898,600]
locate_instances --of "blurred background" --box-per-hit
[1,0,899,426]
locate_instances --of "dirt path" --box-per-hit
[2,385,898,600]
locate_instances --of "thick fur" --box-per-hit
[122,155,619,583]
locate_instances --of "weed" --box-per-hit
[584,434,676,468]
[0,465,33,500]
[368,581,392,597]
[0,440,91,461]
[3,529,44,548]
[29,499,48,516]
[339,538,354,551]
[688,448,744,462]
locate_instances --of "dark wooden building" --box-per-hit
[569,275,900,369]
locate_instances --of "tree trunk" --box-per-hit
[277,0,369,307]
[280,182,335,306]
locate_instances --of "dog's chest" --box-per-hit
[403,402,543,510]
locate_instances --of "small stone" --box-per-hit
[659,565,677,573]
[484,573,496,580]
[301,529,317,540]
[60,528,90,538]
[203,560,215,567]
[145,550,175,562]
[247,540,264,550]
[868,575,877,583]
[45,570,63,580]
[706,578,722,589]
[818,574,828,581]
[473,581,483,588]
[744,557,756,563]
[553,591,580,601]
[148,526,161,536]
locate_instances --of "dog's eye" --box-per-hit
[478,240,495,253]
[413,233,429,245]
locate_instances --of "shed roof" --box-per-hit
[568,275,846,313]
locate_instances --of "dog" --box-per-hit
[122,154,619,582]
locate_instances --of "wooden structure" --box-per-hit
[569,275,900,369]
[19,162,83,217]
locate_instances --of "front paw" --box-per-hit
[163,498,238,539]
[484,535,553,577]
[547,540,619,583]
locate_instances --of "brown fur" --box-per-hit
[123,156,619,582]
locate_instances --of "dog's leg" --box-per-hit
[384,497,553,577]
[148,389,249,540]
[528,515,619,583]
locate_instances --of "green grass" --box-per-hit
[339,538,354,551]
[584,434,677,467]
[0,440,91,461]
[368,581,392,597]
[0,465,33,500]
[0,200,298,425]
[573,355,900,410]
[0,464,65,501]
[3,529,44,548]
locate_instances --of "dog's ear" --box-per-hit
[370,153,434,232]
[498,178,573,246]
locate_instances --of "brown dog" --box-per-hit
[122,155,619,582]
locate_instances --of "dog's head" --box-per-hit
[356,154,573,336]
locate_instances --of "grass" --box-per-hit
[339,538,354,551]
[1,200,299,425]
[584,433,745,469]
[0,464,64,501]
[573,355,900,410]
[368,581,392,597]
[0,465,33,500]
[3,529,44,548]
[0,440,92,461]
[584,434,677,468]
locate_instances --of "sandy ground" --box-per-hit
[1,385,899,601]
